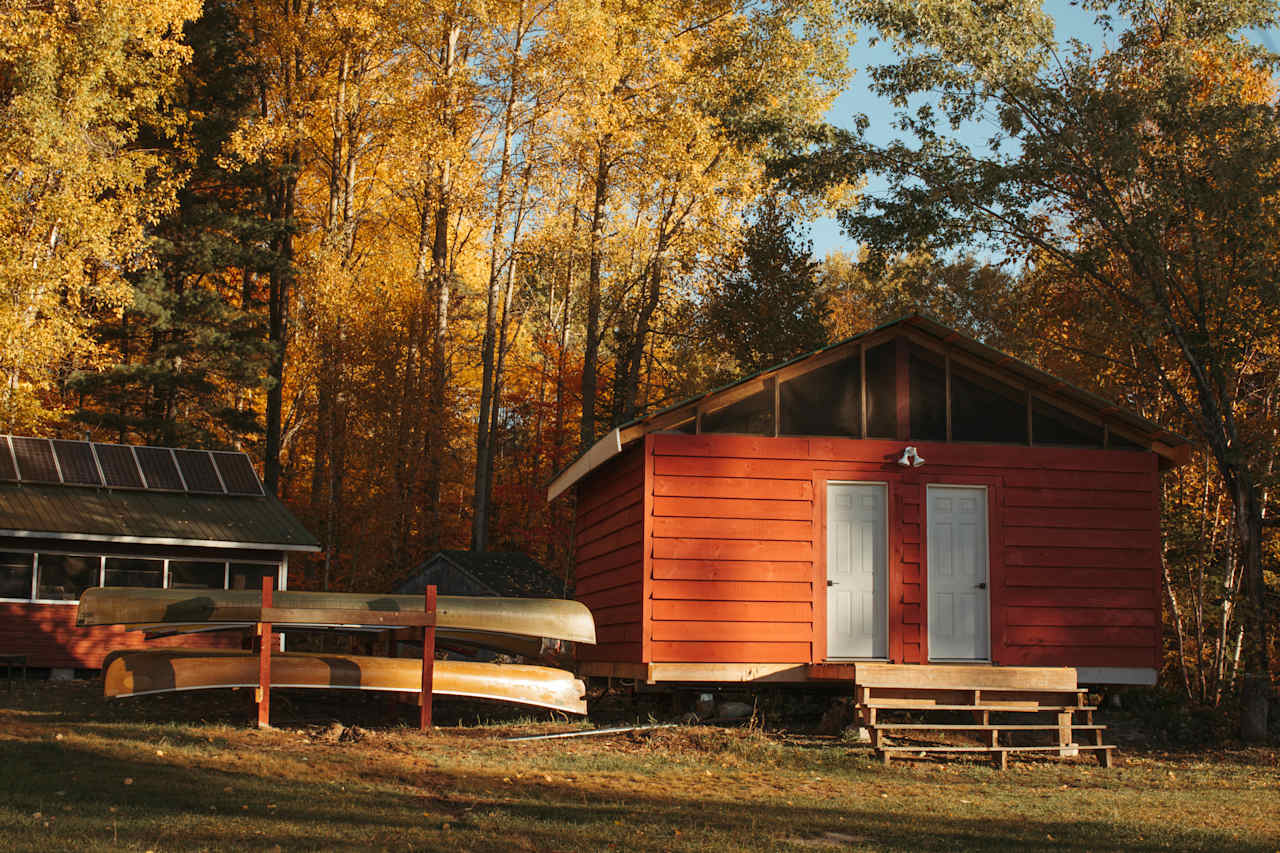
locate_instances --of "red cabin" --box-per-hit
[551,315,1189,688]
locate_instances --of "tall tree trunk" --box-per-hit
[579,142,610,451]
[1232,474,1270,741]
[263,147,298,495]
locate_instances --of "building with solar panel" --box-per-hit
[0,436,320,670]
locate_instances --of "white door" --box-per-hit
[826,483,887,659]
[927,486,990,661]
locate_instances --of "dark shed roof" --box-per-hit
[0,483,320,551]
[395,550,564,598]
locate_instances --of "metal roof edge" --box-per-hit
[0,528,322,552]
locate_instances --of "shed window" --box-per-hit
[951,368,1027,443]
[780,355,861,436]
[909,347,947,442]
[0,552,33,599]
[1033,398,1103,447]
[230,562,277,591]
[701,387,774,435]
[36,554,99,601]
[104,557,163,588]
[865,342,897,438]
[170,560,226,590]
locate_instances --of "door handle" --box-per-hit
[975,582,987,590]
[827,580,836,587]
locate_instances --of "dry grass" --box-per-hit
[0,681,1277,852]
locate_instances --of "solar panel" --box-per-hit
[212,451,264,496]
[52,440,102,485]
[135,446,184,490]
[175,449,224,493]
[93,443,144,489]
[0,437,17,482]
[12,437,60,483]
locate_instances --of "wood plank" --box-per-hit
[573,559,640,592]
[1003,587,1155,609]
[577,490,642,532]
[653,538,812,562]
[653,476,812,501]
[1005,507,1155,531]
[577,582,643,611]
[576,503,645,548]
[849,663,1077,691]
[806,437,1156,474]
[576,641,643,664]
[588,602,642,627]
[1001,469,1154,491]
[1006,606,1157,627]
[575,452,642,511]
[646,663,809,683]
[575,521,643,563]
[651,433,812,459]
[651,620,811,642]
[596,623,643,644]
[651,558,813,583]
[652,517,811,542]
[576,661,649,680]
[1005,488,1155,510]
[649,640,811,662]
[1004,528,1151,549]
[653,456,818,479]
[651,599,812,623]
[652,496,812,520]
[1005,547,1155,570]
[1005,626,1156,648]
[1005,567,1154,590]
[1000,645,1156,668]
[650,579,813,602]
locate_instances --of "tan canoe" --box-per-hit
[78,588,595,645]
[102,649,587,715]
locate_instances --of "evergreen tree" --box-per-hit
[703,196,828,375]
[70,0,275,449]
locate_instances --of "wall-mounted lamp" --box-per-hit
[897,446,926,468]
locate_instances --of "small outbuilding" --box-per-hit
[549,315,1189,688]
[0,436,320,669]
[395,550,565,599]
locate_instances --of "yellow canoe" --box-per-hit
[102,649,587,715]
[78,588,595,645]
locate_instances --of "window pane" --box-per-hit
[909,348,947,441]
[951,368,1027,443]
[229,563,277,591]
[104,557,163,588]
[1033,398,1103,447]
[36,554,98,601]
[701,387,774,435]
[780,355,861,437]
[865,342,897,438]
[170,560,226,590]
[0,552,33,599]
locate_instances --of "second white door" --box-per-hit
[927,485,990,661]
[826,483,887,659]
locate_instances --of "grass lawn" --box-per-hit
[0,681,1276,852]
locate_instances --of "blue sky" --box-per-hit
[808,2,1280,258]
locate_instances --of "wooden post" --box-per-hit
[420,585,437,731]
[256,576,273,729]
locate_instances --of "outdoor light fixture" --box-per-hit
[897,446,926,468]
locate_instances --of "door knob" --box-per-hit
[975,582,987,589]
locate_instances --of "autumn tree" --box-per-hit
[0,0,199,431]
[835,0,1280,738]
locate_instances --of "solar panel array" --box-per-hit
[0,436,264,496]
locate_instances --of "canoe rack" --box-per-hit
[253,577,437,731]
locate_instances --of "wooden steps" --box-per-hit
[822,663,1116,769]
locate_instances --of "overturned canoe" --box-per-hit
[102,649,587,715]
[78,588,595,645]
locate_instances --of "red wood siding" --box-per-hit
[0,603,240,669]
[573,444,645,663]
[629,433,1161,669]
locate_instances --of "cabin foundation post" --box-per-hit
[256,577,273,729]
[420,586,437,731]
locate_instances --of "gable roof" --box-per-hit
[548,313,1192,501]
[395,550,564,598]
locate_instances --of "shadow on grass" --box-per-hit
[0,736,1273,853]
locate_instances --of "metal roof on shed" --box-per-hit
[0,482,320,551]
